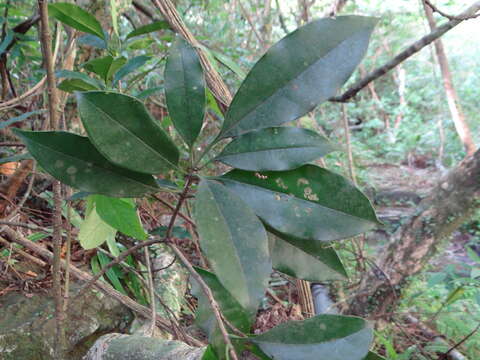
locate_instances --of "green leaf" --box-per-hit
[113,55,151,84]
[195,179,271,315]
[219,16,377,138]
[77,34,107,49]
[0,30,13,55]
[364,352,386,360]
[165,36,206,146]
[56,69,103,89]
[79,205,117,249]
[192,267,251,335]
[58,79,99,92]
[48,3,104,40]
[193,268,251,359]
[94,195,147,240]
[76,91,179,174]
[0,110,45,130]
[0,153,32,164]
[13,130,159,197]
[126,20,169,39]
[201,345,219,360]
[216,127,336,171]
[134,86,163,100]
[269,233,347,281]
[444,286,465,306]
[84,56,126,82]
[247,314,373,360]
[97,251,127,294]
[209,48,246,80]
[219,164,379,241]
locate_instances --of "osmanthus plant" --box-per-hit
[15,4,384,360]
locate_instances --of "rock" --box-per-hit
[83,334,206,360]
[0,287,133,360]
[129,244,188,337]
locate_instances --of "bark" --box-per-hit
[423,2,476,156]
[325,0,349,17]
[349,149,480,317]
[151,0,232,108]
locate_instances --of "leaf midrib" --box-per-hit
[218,144,327,158]
[82,95,178,169]
[29,137,157,192]
[206,182,251,306]
[221,178,376,223]
[222,33,358,137]
[56,6,102,37]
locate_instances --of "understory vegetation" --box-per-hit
[1,1,479,359]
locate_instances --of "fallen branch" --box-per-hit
[2,226,203,347]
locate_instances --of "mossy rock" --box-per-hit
[0,286,133,360]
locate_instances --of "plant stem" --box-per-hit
[169,243,240,360]
[38,1,66,357]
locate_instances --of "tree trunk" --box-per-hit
[349,149,480,317]
[423,2,476,156]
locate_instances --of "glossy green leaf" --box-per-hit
[58,79,99,92]
[76,91,179,174]
[248,314,373,360]
[216,127,336,171]
[219,16,377,138]
[84,56,126,82]
[79,205,117,249]
[56,69,103,89]
[113,55,151,84]
[192,267,251,335]
[13,130,159,197]
[195,179,271,315]
[165,36,206,146]
[219,164,379,241]
[269,233,347,281]
[0,110,45,130]
[126,20,169,39]
[48,3,104,39]
[193,268,251,359]
[94,195,147,240]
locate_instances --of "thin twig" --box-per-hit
[331,1,480,102]
[0,220,50,232]
[152,194,195,227]
[424,0,480,21]
[444,322,480,357]
[238,0,264,46]
[0,236,47,267]
[62,188,73,316]
[69,237,166,304]
[0,142,25,147]
[144,246,157,336]
[2,226,206,346]
[169,242,240,360]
